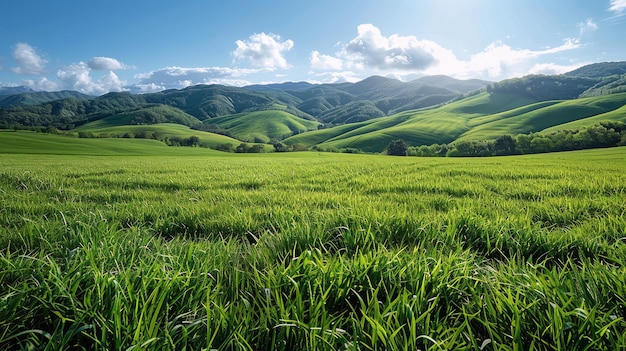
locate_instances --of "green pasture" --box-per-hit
[1,147,625,350]
[0,130,222,156]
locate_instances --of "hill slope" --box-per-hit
[75,105,202,129]
[311,90,626,152]
[205,110,320,143]
[74,123,246,149]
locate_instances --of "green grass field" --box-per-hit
[0,130,229,156]
[1,144,625,350]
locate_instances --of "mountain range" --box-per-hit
[1,61,626,153]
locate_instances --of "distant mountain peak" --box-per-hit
[0,86,35,96]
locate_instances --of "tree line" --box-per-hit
[387,121,626,157]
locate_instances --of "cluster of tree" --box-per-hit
[386,139,409,156]
[272,141,309,152]
[512,122,625,154]
[389,121,626,157]
[76,128,202,147]
[407,143,451,157]
[165,136,200,147]
[235,143,265,153]
[308,146,364,154]
[207,142,267,153]
[1,124,64,134]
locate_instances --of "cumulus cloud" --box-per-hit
[311,24,583,81]
[457,39,582,78]
[132,66,265,92]
[57,62,126,95]
[233,32,294,69]
[341,24,446,71]
[87,57,134,70]
[20,77,60,91]
[310,50,343,70]
[609,0,626,14]
[11,42,47,75]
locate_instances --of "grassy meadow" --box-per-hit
[1,145,625,350]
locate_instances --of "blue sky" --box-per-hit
[1,0,625,95]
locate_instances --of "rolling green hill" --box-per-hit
[205,110,320,143]
[314,92,539,151]
[0,75,489,132]
[457,92,626,141]
[73,123,247,149]
[2,62,626,155]
[282,121,374,146]
[541,102,626,132]
[75,105,202,129]
[145,84,309,120]
[311,91,626,152]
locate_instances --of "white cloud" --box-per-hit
[133,83,167,93]
[311,24,583,81]
[578,19,598,36]
[340,24,444,71]
[57,62,126,95]
[132,66,264,92]
[310,50,343,70]
[609,0,626,14]
[11,43,47,75]
[98,71,125,91]
[528,62,588,75]
[87,57,134,70]
[20,77,60,91]
[307,71,361,84]
[458,39,581,78]
[233,32,294,69]
[57,63,93,92]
